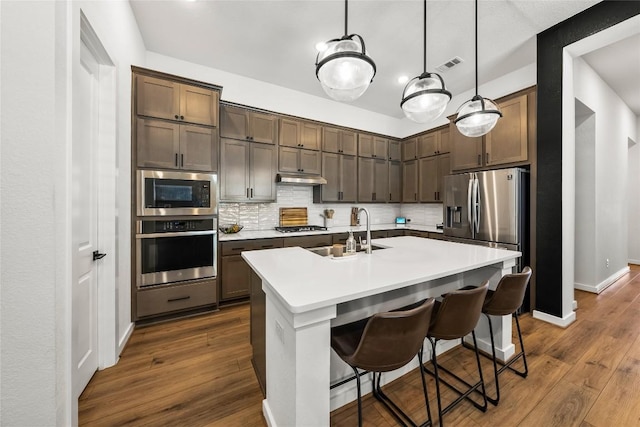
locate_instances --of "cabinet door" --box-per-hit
[136,76,180,121]
[299,149,321,175]
[358,134,374,158]
[301,122,321,150]
[322,127,340,153]
[450,123,483,171]
[402,138,418,161]
[437,154,451,201]
[250,143,277,201]
[373,137,388,159]
[418,132,439,157]
[180,125,217,172]
[321,152,340,201]
[358,157,374,202]
[220,138,250,201]
[439,128,451,154]
[485,94,528,166]
[389,161,402,202]
[419,157,438,202]
[402,160,418,202]
[340,155,358,202]
[179,84,218,126]
[136,118,180,169]
[388,140,402,161]
[220,106,248,140]
[279,118,300,148]
[341,131,358,155]
[278,146,299,173]
[221,255,251,300]
[374,158,389,202]
[250,113,277,144]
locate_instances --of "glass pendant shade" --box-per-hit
[401,73,452,123]
[454,95,502,137]
[316,35,376,102]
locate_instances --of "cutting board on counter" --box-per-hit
[279,207,308,226]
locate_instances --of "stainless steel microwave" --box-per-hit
[137,170,217,216]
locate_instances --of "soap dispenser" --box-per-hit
[346,231,357,255]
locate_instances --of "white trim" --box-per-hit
[118,322,135,355]
[628,260,640,266]
[532,310,576,328]
[573,300,578,310]
[574,266,631,294]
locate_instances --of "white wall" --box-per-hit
[629,124,640,264]
[0,0,145,424]
[573,56,637,287]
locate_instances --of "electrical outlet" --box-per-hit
[275,320,284,344]
[606,258,610,268]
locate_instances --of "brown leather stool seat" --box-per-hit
[461,266,532,405]
[422,281,490,427]
[331,298,436,427]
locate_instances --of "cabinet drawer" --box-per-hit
[405,230,429,238]
[428,232,445,240]
[137,280,216,318]
[386,230,405,237]
[221,238,283,255]
[283,235,333,248]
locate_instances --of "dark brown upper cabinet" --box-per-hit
[279,118,321,151]
[220,105,278,144]
[322,127,357,156]
[388,140,402,162]
[358,134,388,159]
[402,138,418,161]
[136,75,219,127]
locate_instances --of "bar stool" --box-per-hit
[331,298,436,427]
[463,266,532,405]
[422,281,489,427]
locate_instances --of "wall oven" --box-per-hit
[137,170,216,216]
[136,218,217,288]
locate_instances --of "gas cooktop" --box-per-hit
[274,225,328,233]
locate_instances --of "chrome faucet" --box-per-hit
[357,208,372,254]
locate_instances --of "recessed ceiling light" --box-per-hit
[315,42,328,52]
[397,75,409,84]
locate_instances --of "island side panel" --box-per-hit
[263,285,336,427]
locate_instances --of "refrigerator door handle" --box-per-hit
[467,177,474,236]
[473,176,480,234]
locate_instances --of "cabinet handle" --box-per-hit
[390,193,392,200]
[175,153,178,167]
[181,154,184,167]
[167,296,190,303]
[435,191,437,200]
[301,169,304,172]
[246,188,250,198]
[414,192,417,201]
[300,144,304,147]
[478,154,481,165]
[232,247,246,251]
[486,153,489,164]
[174,115,179,119]
[250,188,254,198]
[180,115,184,120]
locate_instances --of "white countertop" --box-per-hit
[219,223,443,241]
[242,236,520,314]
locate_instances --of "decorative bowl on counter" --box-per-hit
[219,224,244,234]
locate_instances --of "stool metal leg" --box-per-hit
[352,365,363,427]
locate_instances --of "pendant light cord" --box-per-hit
[475,0,479,96]
[423,0,427,73]
[344,0,348,36]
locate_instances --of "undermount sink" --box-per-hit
[306,244,387,257]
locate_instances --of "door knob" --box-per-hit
[93,250,107,261]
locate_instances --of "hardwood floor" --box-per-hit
[80,265,640,426]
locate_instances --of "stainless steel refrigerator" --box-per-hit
[443,168,528,270]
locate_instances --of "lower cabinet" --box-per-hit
[283,234,332,248]
[219,238,283,302]
[136,279,217,318]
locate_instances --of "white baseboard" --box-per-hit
[263,400,275,427]
[574,266,630,294]
[573,300,578,310]
[628,259,640,266]
[532,310,576,328]
[118,322,135,356]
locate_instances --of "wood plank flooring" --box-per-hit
[79,265,640,426]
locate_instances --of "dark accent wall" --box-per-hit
[536,1,640,317]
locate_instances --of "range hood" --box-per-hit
[276,173,327,186]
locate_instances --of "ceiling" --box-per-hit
[582,33,640,115]
[129,0,601,119]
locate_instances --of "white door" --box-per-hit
[72,37,101,398]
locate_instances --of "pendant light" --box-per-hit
[315,0,376,102]
[454,0,502,137]
[400,0,451,123]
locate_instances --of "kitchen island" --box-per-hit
[243,236,521,427]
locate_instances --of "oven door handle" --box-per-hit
[136,230,217,239]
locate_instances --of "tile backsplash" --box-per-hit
[219,186,444,230]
